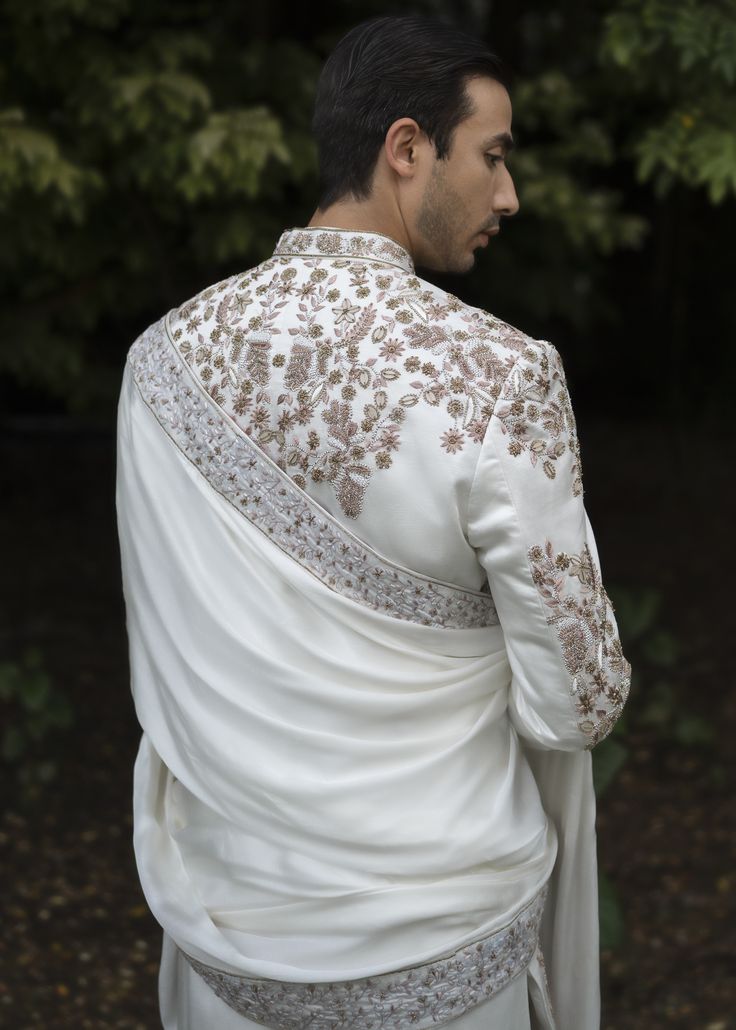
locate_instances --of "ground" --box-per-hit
[0,414,733,1029]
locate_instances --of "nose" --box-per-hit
[494,163,519,217]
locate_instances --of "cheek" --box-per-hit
[459,166,491,206]
[456,174,486,218]
[478,166,495,193]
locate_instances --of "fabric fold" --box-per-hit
[522,746,600,1029]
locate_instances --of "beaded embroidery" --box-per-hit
[494,343,583,496]
[527,539,631,748]
[127,316,499,630]
[167,225,539,519]
[273,226,416,274]
[181,886,547,1030]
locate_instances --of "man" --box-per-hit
[116,14,630,1030]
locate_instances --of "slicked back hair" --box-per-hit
[312,14,510,210]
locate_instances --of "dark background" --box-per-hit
[1,1,735,1026]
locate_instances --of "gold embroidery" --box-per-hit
[527,540,631,748]
[495,345,583,496]
[169,227,539,519]
[274,226,416,274]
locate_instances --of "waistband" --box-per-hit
[180,883,548,1029]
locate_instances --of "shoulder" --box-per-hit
[166,262,269,339]
[398,271,549,363]
[390,271,555,407]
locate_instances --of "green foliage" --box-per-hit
[0,647,75,790]
[0,0,321,415]
[607,585,663,644]
[0,107,101,218]
[1,0,735,413]
[600,0,736,203]
[177,108,291,202]
[470,0,736,369]
[510,71,648,255]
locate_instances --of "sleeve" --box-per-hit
[466,339,631,751]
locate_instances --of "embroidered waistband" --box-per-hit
[180,885,547,1029]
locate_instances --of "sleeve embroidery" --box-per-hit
[494,345,583,497]
[527,540,631,749]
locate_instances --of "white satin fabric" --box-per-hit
[118,362,555,975]
[116,226,628,1030]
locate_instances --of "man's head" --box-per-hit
[311,14,519,274]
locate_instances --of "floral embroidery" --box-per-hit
[441,429,465,454]
[181,886,547,1030]
[495,345,583,496]
[167,226,539,519]
[128,316,499,631]
[332,297,361,324]
[274,226,416,274]
[527,540,631,748]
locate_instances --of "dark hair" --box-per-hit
[312,14,510,209]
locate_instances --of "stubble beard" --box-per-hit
[416,163,475,275]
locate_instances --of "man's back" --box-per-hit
[119,221,629,1026]
[119,228,555,974]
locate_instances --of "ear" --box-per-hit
[383,118,425,180]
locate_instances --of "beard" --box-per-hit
[415,163,477,275]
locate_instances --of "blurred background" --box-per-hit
[1,0,734,1026]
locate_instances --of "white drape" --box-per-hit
[116,331,600,1027]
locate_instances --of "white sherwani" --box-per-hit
[115,226,630,1029]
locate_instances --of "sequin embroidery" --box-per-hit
[167,226,541,519]
[181,886,548,1030]
[495,344,583,496]
[527,540,631,747]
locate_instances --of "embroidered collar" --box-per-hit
[273,226,415,274]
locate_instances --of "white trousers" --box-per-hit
[158,931,556,1030]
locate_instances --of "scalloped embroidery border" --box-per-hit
[180,885,547,1030]
[126,316,499,630]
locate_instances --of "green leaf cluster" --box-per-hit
[511,70,648,255]
[0,0,321,414]
[600,0,736,202]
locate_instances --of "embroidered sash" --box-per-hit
[127,314,498,631]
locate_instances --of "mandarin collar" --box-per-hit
[273,226,415,275]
